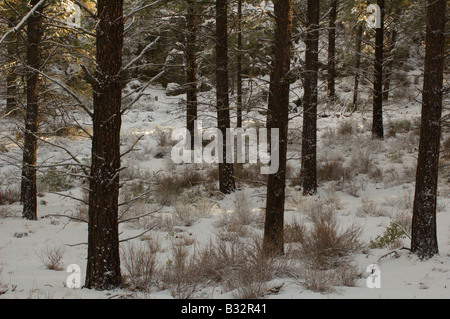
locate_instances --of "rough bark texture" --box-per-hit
[216,0,236,194]
[236,0,243,128]
[411,0,446,260]
[185,0,198,150]
[372,0,384,140]
[22,0,43,220]
[301,0,320,196]
[85,0,124,290]
[263,0,294,256]
[5,14,17,115]
[352,23,363,112]
[327,0,337,99]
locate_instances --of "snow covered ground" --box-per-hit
[0,79,449,299]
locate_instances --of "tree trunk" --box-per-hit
[5,14,17,115]
[236,0,243,128]
[85,0,124,290]
[21,0,43,220]
[216,0,236,194]
[411,0,446,260]
[372,0,384,140]
[301,0,320,196]
[263,0,294,256]
[327,0,337,99]
[185,0,198,150]
[352,23,363,112]
[383,18,398,102]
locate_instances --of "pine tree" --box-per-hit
[372,0,384,139]
[216,0,236,194]
[21,0,43,221]
[301,0,320,196]
[263,0,294,256]
[411,0,446,260]
[85,0,124,290]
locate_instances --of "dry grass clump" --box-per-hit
[386,119,413,138]
[121,240,160,292]
[153,169,204,206]
[337,120,354,136]
[286,208,362,271]
[317,157,351,183]
[356,196,389,217]
[0,187,20,205]
[295,264,361,293]
[37,245,66,271]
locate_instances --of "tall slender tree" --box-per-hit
[301,0,320,196]
[352,23,363,112]
[216,0,236,194]
[21,0,43,220]
[263,0,294,256]
[411,0,446,260]
[372,0,385,139]
[327,0,338,99]
[236,0,243,128]
[185,0,199,150]
[85,0,124,290]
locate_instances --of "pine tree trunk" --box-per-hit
[263,0,294,256]
[22,0,43,220]
[5,14,17,115]
[411,0,446,260]
[372,0,384,139]
[216,0,236,194]
[185,0,198,150]
[383,26,397,102]
[236,0,243,128]
[327,0,337,99]
[301,0,320,196]
[85,0,124,290]
[352,23,363,112]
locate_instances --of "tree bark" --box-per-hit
[21,0,43,220]
[5,14,18,115]
[236,0,243,128]
[327,0,337,99]
[85,0,124,290]
[263,0,294,256]
[372,0,384,140]
[352,23,363,112]
[301,0,320,196]
[411,0,446,260]
[216,0,236,194]
[185,0,198,150]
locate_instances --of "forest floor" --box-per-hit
[0,76,449,299]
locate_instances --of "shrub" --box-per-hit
[38,245,65,271]
[121,241,158,291]
[289,210,362,270]
[386,119,412,138]
[0,187,20,205]
[369,222,407,249]
[38,168,74,193]
[337,121,354,136]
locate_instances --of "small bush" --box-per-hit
[38,245,65,271]
[369,222,407,249]
[121,241,158,291]
[337,121,354,136]
[356,196,388,217]
[38,168,74,193]
[289,210,362,270]
[386,120,412,138]
[0,187,20,205]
